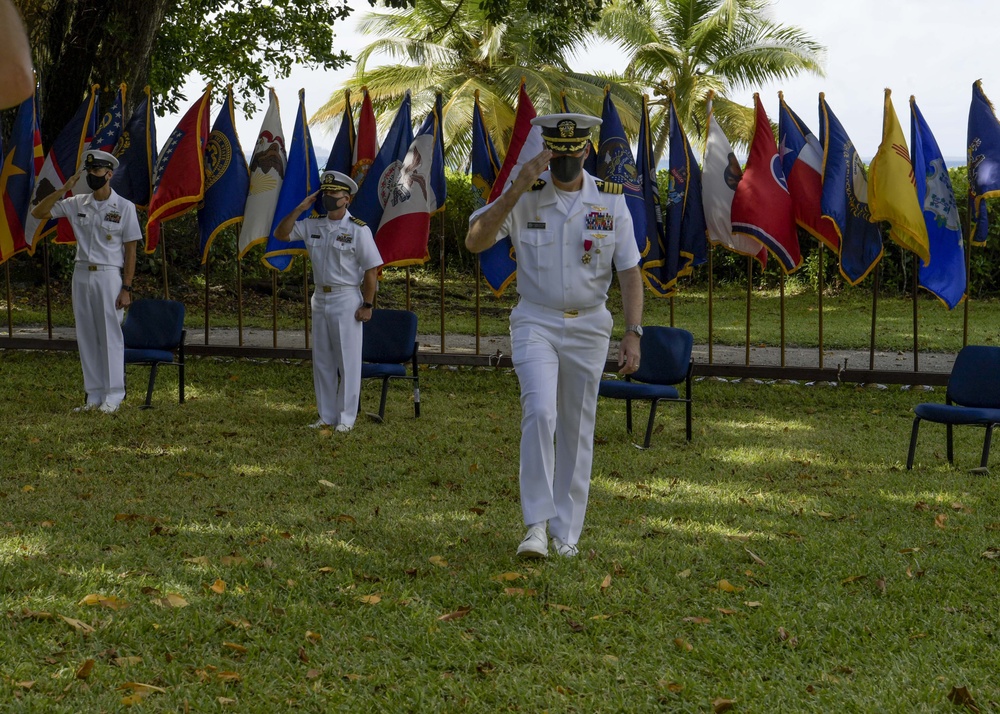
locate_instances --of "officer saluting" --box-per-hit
[466,113,645,558]
[32,149,142,413]
[275,170,382,432]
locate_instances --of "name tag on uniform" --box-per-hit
[104,210,122,223]
[527,222,546,229]
[336,233,353,244]
[310,234,321,240]
[586,212,613,231]
[77,213,87,218]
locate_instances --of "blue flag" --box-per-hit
[968,80,1000,245]
[351,92,413,230]
[818,94,883,286]
[90,84,125,153]
[664,98,708,285]
[471,93,516,296]
[110,86,157,209]
[596,90,648,258]
[636,95,670,297]
[910,98,965,310]
[0,93,38,263]
[325,89,354,174]
[263,89,320,271]
[198,87,250,263]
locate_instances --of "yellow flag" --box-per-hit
[868,89,930,265]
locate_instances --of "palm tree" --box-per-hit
[592,0,825,158]
[311,0,609,168]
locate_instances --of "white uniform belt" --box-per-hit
[520,300,604,319]
[318,285,356,293]
[76,263,119,272]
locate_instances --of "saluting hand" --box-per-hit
[62,171,83,194]
[511,150,553,194]
[296,190,321,214]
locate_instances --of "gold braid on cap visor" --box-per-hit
[542,136,590,153]
[321,181,352,192]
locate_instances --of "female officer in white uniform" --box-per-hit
[31,149,142,413]
[275,171,382,432]
[466,114,645,558]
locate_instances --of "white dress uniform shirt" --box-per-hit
[51,189,142,408]
[469,169,641,548]
[292,211,382,427]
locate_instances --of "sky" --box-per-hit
[161,0,1000,161]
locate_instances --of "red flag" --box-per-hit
[352,87,378,189]
[146,86,212,252]
[731,94,801,273]
[489,81,544,202]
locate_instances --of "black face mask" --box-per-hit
[322,195,347,213]
[86,173,109,191]
[549,155,583,184]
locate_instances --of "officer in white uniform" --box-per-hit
[466,113,645,558]
[31,149,142,413]
[275,170,382,432]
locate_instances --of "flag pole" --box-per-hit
[475,257,481,355]
[869,261,879,371]
[818,244,825,368]
[43,239,53,339]
[911,254,919,372]
[237,254,244,347]
[5,261,13,336]
[405,267,411,311]
[203,255,210,344]
[669,294,675,328]
[962,206,972,347]
[271,270,278,348]
[439,212,445,354]
[779,271,786,368]
[160,229,170,299]
[744,254,752,366]
[303,257,310,349]
[707,244,714,364]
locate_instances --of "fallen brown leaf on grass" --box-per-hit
[777,627,799,648]
[79,594,129,610]
[713,698,735,713]
[600,574,612,591]
[151,593,189,608]
[184,556,211,566]
[947,685,980,713]
[935,513,948,529]
[357,594,381,605]
[222,643,247,654]
[60,616,95,634]
[717,579,743,593]
[437,606,472,621]
[428,555,449,568]
[113,656,143,667]
[491,572,523,582]
[305,631,322,643]
[209,579,227,594]
[745,548,766,566]
[674,637,693,651]
[75,658,95,679]
[682,616,711,624]
[504,587,538,596]
[841,574,867,585]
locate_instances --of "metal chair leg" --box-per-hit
[625,398,633,434]
[947,423,954,464]
[907,417,921,470]
[642,400,659,449]
[981,424,995,469]
[141,363,159,409]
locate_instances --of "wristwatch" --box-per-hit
[625,324,643,338]
[121,285,133,293]
[361,301,373,309]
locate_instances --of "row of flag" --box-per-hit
[0,83,447,273]
[3,81,1000,309]
[471,81,1000,309]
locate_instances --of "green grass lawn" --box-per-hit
[2,351,999,711]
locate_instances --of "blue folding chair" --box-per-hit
[598,326,693,448]
[361,309,420,422]
[907,345,1000,470]
[122,299,186,409]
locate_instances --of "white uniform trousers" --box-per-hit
[72,263,125,406]
[510,300,613,546]
[311,287,363,427]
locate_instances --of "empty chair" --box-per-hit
[122,298,186,409]
[361,309,420,422]
[907,345,1000,470]
[598,326,693,448]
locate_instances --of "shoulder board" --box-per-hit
[530,179,547,191]
[595,179,623,195]
[350,216,367,226]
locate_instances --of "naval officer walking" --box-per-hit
[275,170,382,432]
[31,149,142,413]
[465,113,644,558]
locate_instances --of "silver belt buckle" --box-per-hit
[88,265,97,271]
[563,309,579,318]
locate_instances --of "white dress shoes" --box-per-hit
[550,535,579,558]
[308,420,329,429]
[99,402,121,414]
[335,424,353,433]
[72,403,100,413]
[516,526,548,559]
